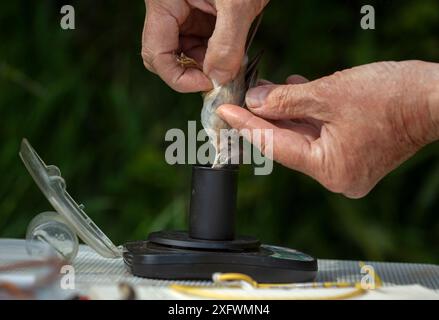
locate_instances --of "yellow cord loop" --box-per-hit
[170,262,383,300]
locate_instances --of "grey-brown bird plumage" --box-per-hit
[200,15,263,168]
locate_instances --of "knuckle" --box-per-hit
[226,0,250,11]
[316,153,354,195]
[207,43,243,72]
[268,87,292,111]
[321,176,350,195]
[219,0,265,18]
[319,166,369,198]
[301,80,333,118]
[313,76,335,99]
[209,41,239,60]
[142,60,153,72]
[141,47,152,64]
[319,173,342,194]
[344,189,369,199]
[314,70,351,102]
[141,48,156,72]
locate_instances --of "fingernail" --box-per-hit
[208,69,233,86]
[246,85,275,108]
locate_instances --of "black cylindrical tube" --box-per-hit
[189,165,238,241]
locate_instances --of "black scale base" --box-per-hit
[123,231,317,283]
[123,166,318,283]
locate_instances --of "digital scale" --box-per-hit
[21,139,317,283]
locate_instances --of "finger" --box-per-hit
[141,2,212,92]
[142,1,181,73]
[273,119,320,142]
[217,104,313,173]
[286,74,309,85]
[186,0,217,16]
[245,84,325,120]
[141,15,156,74]
[256,79,273,86]
[179,36,208,65]
[179,8,216,37]
[203,2,260,85]
[255,76,307,87]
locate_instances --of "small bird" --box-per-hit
[201,53,261,168]
[177,15,263,168]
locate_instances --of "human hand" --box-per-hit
[217,61,439,198]
[141,0,269,93]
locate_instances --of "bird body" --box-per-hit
[201,58,248,167]
[177,14,263,167]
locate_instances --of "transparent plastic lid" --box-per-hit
[19,139,122,259]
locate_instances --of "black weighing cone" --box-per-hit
[189,165,237,241]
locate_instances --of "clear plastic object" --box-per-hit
[19,139,122,260]
[26,211,79,262]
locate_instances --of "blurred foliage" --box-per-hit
[0,0,438,263]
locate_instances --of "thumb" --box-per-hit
[203,2,258,85]
[245,84,324,120]
[216,104,313,174]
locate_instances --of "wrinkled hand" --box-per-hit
[142,0,269,92]
[218,61,439,198]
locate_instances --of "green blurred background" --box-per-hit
[0,0,438,263]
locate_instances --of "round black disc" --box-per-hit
[148,231,260,252]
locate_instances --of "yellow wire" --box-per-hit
[170,284,366,300]
[169,261,383,300]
